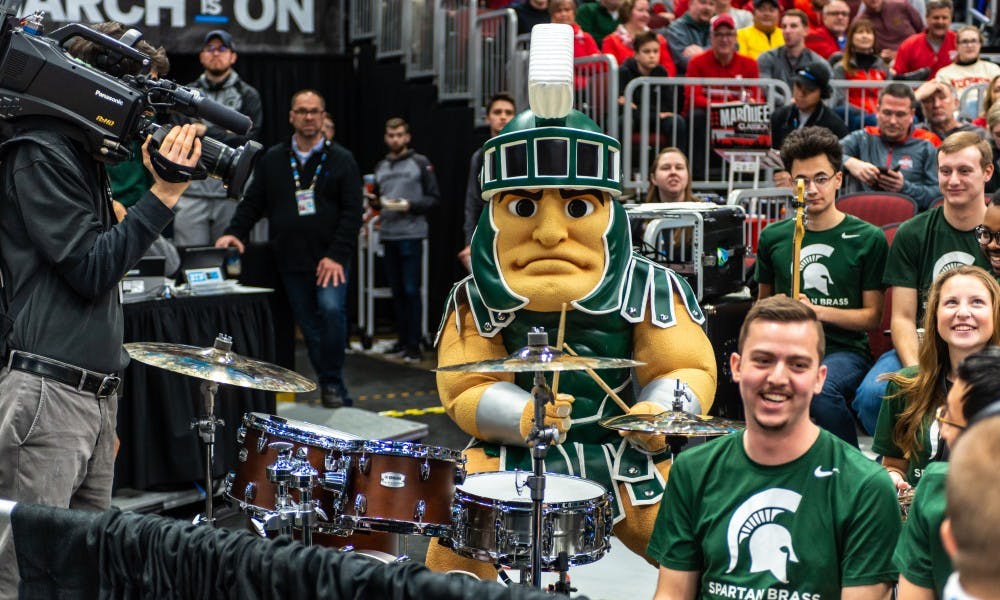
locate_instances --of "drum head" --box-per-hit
[458,471,607,504]
[245,412,360,445]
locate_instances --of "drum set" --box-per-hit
[125,329,743,591]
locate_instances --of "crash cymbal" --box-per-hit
[124,341,317,393]
[599,412,744,437]
[435,344,644,373]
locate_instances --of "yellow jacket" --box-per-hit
[736,25,784,60]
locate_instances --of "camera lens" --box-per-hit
[196,135,262,199]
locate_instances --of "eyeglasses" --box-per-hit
[792,173,836,188]
[957,38,981,45]
[712,31,736,38]
[292,108,323,116]
[201,45,231,54]
[935,405,966,430]
[975,224,1000,245]
[824,10,850,16]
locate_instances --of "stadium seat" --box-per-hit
[867,222,900,358]
[836,191,918,228]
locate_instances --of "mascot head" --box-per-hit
[470,24,630,314]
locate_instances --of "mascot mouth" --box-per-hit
[514,255,588,275]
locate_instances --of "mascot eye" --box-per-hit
[508,198,537,218]
[565,198,595,218]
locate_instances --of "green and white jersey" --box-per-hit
[871,366,943,487]
[893,462,950,596]
[883,207,990,324]
[755,215,887,358]
[648,429,901,598]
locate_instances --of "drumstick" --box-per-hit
[562,343,631,414]
[552,302,568,397]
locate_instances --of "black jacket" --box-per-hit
[0,126,173,372]
[770,102,850,151]
[225,139,363,273]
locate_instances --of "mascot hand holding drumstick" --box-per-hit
[425,24,717,578]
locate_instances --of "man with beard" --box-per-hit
[915,80,985,143]
[891,0,957,80]
[173,30,263,247]
[648,296,900,599]
[756,127,886,447]
[976,193,1000,280]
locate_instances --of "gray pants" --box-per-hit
[172,196,239,247]
[0,367,118,598]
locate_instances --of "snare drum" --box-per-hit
[443,472,613,570]
[325,439,466,537]
[226,412,360,532]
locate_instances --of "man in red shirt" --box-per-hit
[684,13,761,167]
[805,0,849,59]
[891,0,956,80]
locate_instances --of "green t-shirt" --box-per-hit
[755,214,887,358]
[871,366,943,486]
[106,141,152,208]
[883,206,990,324]
[893,461,951,596]
[648,429,901,597]
[575,2,618,48]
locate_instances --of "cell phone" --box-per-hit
[878,166,898,175]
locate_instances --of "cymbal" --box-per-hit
[435,344,644,373]
[599,412,744,437]
[124,342,317,393]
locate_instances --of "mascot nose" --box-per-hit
[531,202,569,247]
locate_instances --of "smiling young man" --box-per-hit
[756,127,887,447]
[853,131,994,434]
[648,296,900,600]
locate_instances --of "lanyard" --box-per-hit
[289,141,328,192]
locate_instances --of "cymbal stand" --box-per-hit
[192,378,224,525]
[265,442,296,537]
[523,329,561,588]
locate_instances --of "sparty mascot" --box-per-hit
[426,24,717,580]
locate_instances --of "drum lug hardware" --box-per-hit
[420,459,430,481]
[584,514,596,545]
[543,519,554,556]
[455,463,467,485]
[236,426,246,445]
[354,493,368,515]
[494,516,506,550]
[224,472,234,494]
[238,448,248,463]
[314,502,329,522]
[296,446,309,461]
[243,482,257,503]
[320,470,348,498]
[414,499,426,522]
[358,452,370,475]
[256,434,268,454]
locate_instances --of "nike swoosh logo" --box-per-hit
[814,466,839,478]
[841,233,860,239]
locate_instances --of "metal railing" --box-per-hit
[726,187,795,257]
[376,0,404,59]
[827,79,922,129]
[435,0,478,101]
[622,77,791,196]
[349,0,378,42]
[405,0,436,78]
[469,8,518,119]
[575,54,620,140]
[965,0,996,28]
[959,83,989,120]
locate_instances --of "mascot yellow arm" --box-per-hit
[436,302,513,440]
[632,291,717,414]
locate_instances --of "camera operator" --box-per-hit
[0,22,202,597]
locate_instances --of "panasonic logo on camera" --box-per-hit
[94,89,123,107]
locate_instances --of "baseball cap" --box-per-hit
[794,65,831,96]
[203,29,235,51]
[710,13,736,31]
[753,0,781,7]
[915,80,954,102]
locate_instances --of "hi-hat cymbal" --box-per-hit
[599,412,744,437]
[125,342,317,392]
[435,344,644,373]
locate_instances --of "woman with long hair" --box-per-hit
[872,265,1000,491]
[601,0,677,75]
[830,18,888,129]
[973,73,1000,128]
[645,147,696,203]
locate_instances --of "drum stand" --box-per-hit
[192,378,224,526]
[264,441,324,547]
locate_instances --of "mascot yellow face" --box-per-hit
[493,187,610,312]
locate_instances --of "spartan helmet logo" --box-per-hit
[932,251,976,279]
[796,244,835,296]
[726,488,803,583]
